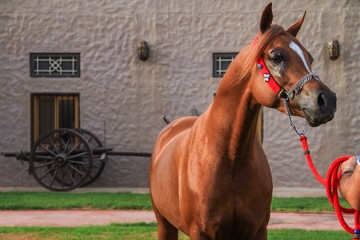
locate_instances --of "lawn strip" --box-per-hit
[0,192,152,210]
[0,225,352,240]
[271,197,351,212]
[0,192,352,212]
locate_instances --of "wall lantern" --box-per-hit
[137,41,150,61]
[328,40,339,60]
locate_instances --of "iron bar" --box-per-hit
[1,148,151,160]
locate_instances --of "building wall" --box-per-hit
[0,0,359,189]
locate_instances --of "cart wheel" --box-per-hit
[74,128,107,187]
[29,128,93,191]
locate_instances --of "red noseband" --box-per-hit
[253,35,287,99]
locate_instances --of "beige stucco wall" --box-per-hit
[0,0,359,190]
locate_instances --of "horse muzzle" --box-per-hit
[301,89,337,127]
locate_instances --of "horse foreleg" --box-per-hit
[153,204,178,240]
[189,228,212,240]
[254,226,268,240]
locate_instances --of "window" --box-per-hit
[213,53,238,78]
[30,53,80,77]
[31,94,80,144]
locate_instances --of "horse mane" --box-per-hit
[233,24,285,85]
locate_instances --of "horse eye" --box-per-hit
[270,52,283,64]
[309,54,314,65]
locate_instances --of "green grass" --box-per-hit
[0,223,160,240]
[0,224,352,240]
[271,197,352,212]
[267,229,351,240]
[0,192,152,210]
[0,191,352,212]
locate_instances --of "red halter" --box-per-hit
[253,35,319,102]
[252,35,287,99]
[256,57,287,98]
[253,35,323,137]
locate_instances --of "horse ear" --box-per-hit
[286,11,306,37]
[260,2,273,33]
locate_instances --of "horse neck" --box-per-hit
[207,48,261,160]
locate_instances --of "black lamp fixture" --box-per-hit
[137,41,150,61]
[328,40,339,60]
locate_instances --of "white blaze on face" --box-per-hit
[289,41,311,74]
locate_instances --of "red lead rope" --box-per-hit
[299,136,360,238]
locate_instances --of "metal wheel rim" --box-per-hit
[73,128,106,187]
[29,128,93,191]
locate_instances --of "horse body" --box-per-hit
[150,45,272,239]
[150,3,336,239]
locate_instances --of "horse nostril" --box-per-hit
[317,93,327,113]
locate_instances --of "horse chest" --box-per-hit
[180,163,271,238]
[190,199,270,240]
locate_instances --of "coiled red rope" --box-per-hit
[299,135,360,238]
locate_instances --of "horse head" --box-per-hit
[251,3,336,127]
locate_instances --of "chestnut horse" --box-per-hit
[150,3,336,239]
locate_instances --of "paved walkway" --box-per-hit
[0,210,354,230]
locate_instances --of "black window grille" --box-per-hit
[213,53,238,78]
[30,53,80,77]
